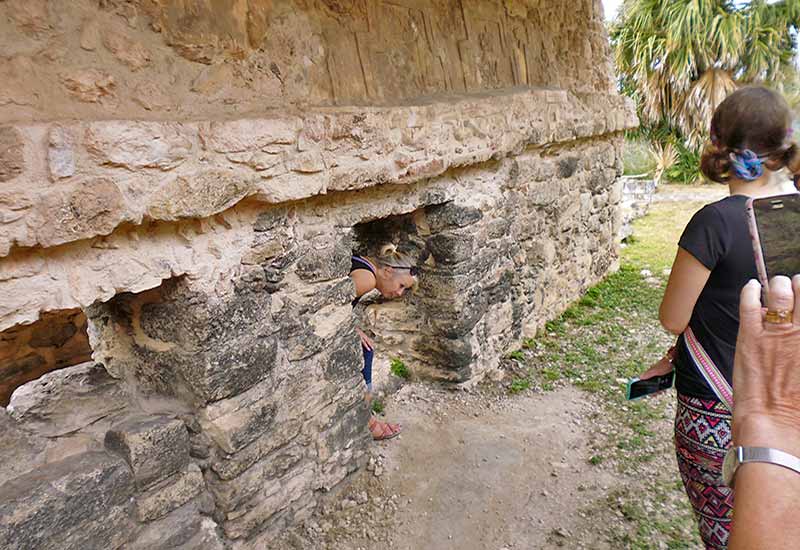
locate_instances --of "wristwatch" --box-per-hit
[723,446,800,488]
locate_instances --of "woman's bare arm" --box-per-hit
[659,248,712,334]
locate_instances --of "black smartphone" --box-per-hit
[747,193,800,290]
[626,371,675,400]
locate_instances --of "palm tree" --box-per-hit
[611,0,799,148]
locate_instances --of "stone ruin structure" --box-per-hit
[0,1,636,548]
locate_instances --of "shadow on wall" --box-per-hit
[0,309,92,406]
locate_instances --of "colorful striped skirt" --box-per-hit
[674,393,734,550]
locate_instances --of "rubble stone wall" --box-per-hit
[0,0,636,547]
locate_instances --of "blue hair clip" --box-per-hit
[729,149,764,181]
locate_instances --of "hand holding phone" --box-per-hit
[746,193,800,294]
[626,347,676,400]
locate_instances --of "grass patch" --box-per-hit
[390,358,410,379]
[506,350,525,361]
[514,198,704,548]
[371,399,385,415]
[508,377,532,394]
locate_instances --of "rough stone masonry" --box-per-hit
[0,1,636,547]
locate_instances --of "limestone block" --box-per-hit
[222,463,315,540]
[35,177,126,248]
[7,0,50,35]
[209,417,305,481]
[146,170,257,221]
[85,121,193,171]
[135,463,204,522]
[0,126,24,182]
[48,125,77,180]
[79,18,100,51]
[0,451,135,550]
[199,378,277,454]
[102,23,152,71]
[207,443,306,512]
[202,119,299,153]
[129,500,208,550]
[8,362,128,438]
[190,335,279,402]
[60,69,116,103]
[105,416,189,489]
[424,203,483,231]
[295,230,352,283]
[0,409,45,486]
[425,231,477,265]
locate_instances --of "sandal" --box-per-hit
[369,416,402,441]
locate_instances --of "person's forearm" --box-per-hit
[730,463,800,550]
[730,416,800,549]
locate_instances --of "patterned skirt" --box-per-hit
[674,393,734,550]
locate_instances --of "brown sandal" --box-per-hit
[369,416,402,441]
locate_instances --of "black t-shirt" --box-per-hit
[673,195,758,400]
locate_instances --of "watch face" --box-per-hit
[722,447,739,487]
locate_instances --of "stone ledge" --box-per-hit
[0,88,636,257]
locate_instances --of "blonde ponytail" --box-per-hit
[376,243,415,269]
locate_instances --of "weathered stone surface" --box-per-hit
[85,121,193,171]
[0,451,135,550]
[0,409,46,486]
[48,125,77,180]
[79,18,100,51]
[0,126,24,183]
[202,119,299,153]
[8,362,128,438]
[105,416,189,489]
[60,69,116,103]
[102,23,152,71]
[129,500,205,550]
[146,170,256,221]
[207,443,306,512]
[199,379,277,454]
[135,463,204,521]
[222,463,315,540]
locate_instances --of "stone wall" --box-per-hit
[0,0,636,547]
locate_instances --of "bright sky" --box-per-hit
[603,0,784,21]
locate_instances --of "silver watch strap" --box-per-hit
[738,447,800,476]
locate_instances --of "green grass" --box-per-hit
[512,199,704,548]
[506,350,525,361]
[371,399,385,415]
[390,358,410,379]
[508,377,531,394]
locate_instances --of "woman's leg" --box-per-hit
[674,393,734,549]
[361,344,401,440]
[361,344,374,395]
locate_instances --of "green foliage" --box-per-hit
[589,455,604,466]
[508,377,531,394]
[371,399,385,415]
[664,141,703,185]
[611,0,799,149]
[389,358,410,379]
[506,350,525,361]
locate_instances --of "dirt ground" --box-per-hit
[276,380,690,550]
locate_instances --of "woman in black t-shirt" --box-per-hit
[658,87,800,550]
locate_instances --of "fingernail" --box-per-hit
[746,279,762,289]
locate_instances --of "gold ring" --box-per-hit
[765,309,793,324]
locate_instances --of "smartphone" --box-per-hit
[626,371,675,400]
[746,193,800,292]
